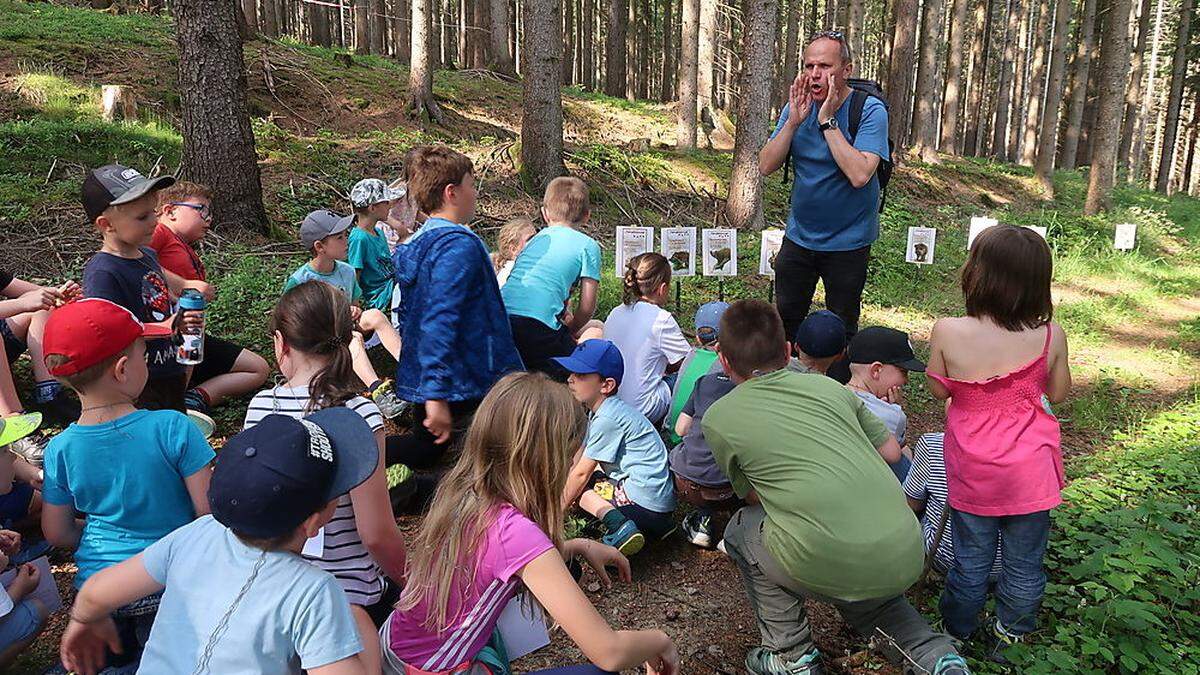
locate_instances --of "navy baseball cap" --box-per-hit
[794,310,847,358]
[848,326,926,371]
[210,408,378,539]
[81,164,176,221]
[552,339,625,385]
[694,301,730,345]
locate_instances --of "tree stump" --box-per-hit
[100,85,137,122]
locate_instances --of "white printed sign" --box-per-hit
[615,226,654,274]
[905,227,937,265]
[1026,225,1048,240]
[759,230,785,276]
[702,228,738,276]
[967,216,999,250]
[1114,222,1137,250]
[661,227,697,277]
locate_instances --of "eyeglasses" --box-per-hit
[170,202,212,221]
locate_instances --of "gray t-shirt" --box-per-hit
[669,362,736,487]
[853,390,907,446]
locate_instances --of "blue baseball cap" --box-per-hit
[552,339,625,385]
[794,310,847,358]
[209,408,378,539]
[694,301,730,345]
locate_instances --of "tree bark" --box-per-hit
[1074,1,1103,166]
[485,0,514,73]
[1133,0,1166,180]
[242,0,258,32]
[408,0,444,122]
[990,0,1019,158]
[845,0,866,60]
[939,0,970,152]
[1034,0,1072,193]
[583,0,596,88]
[370,0,387,53]
[1117,0,1153,175]
[910,0,946,161]
[1019,0,1052,164]
[1182,93,1200,193]
[521,0,567,189]
[604,0,628,95]
[886,0,919,148]
[354,0,370,53]
[1060,0,1098,169]
[1154,0,1193,192]
[780,0,801,109]
[1006,0,1032,160]
[661,0,676,100]
[173,0,268,233]
[310,1,332,46]
[1084,0,1132,212]
[963,0,991,154]
[727,0,779,229]
[677,0,701,148]
[394,0,411,62]
[262,0,279,36]
[698,0,718,114]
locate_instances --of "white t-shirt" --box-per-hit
[604,301,692,424]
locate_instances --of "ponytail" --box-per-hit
[622,252,672,305]
[271,282,364,411]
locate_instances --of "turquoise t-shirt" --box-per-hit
[348,225,394,311]
[42,410,214,586]
[501,225,602,329]
[584,396,676,513]
[139,516,362,673]
[284,260,362,302]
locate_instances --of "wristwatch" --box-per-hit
[819,117,839,132]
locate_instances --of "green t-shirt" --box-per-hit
[665,348,720,446]
[348,225,394,311]
[702,369,924,601]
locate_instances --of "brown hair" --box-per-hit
[406,145,474,215]
[156,181,213,211]
[45,348,131,394]
[492,218,536,271]
[543,176,590,224]
[398,372,587,629]
[270,281,363,410]
[622,252,672,305]
[961,224,1053,331]
[718,300,788,378]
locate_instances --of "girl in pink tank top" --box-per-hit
[925,225,1071,644]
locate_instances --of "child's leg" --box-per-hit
[994,510,1051,635]
[833,594,962,672]
[0,338,24,417]
[358,309,402,361]
[939,510,1001,639]
[349,331,384,389]
[350,605,382,675]
[0,599,47,669]
[187,337,270,409]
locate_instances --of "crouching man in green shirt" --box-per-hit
[703,300,969,675]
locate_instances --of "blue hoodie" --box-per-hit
[393,217,524,402]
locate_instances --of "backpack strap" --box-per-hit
[848,88,868,143]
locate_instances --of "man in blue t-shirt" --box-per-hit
[758,31,890,348]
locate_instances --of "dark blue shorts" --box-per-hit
[0,481,34,527]
[0,319,25,365]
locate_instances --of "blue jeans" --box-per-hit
[940,509,1051,638]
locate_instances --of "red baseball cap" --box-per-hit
[43,298,173,376]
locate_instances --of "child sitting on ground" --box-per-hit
[348,178,402,313]
[0,272,81,426]
[0,529,44,670]
[670,360,738,550]
[926,224,1070,654]
[503,177,605,379]
[0,415,44,541]
[846,326,924,481]
[555,340,676,556]
[40,298,213,671]
[789,310,847,375]
[664,301,728,446]
[245,281,408,673]
[604,253,690,425]
[60,408,376,674]
[384,371,679,675]
[491,217,536,286]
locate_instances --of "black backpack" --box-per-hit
[782,77,895,213]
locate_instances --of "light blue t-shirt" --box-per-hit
[771,93,890,252]
[501,225,602,329]
[284,260,362,302]
[348,225,395,311]
[139,516,362,673]
[585,396,676,513]
[42,410,214,587]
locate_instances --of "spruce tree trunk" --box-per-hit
[1060,0,1098,169]
[727,0,779,229]
[262,0,279,36]
[370,0,386,53]
[846,0,866,60]
[1154,0,1193,193]
[698,0,718,117]
[174,0,268,233]
[677,0,701,148]
[562,0,575,82]
[1034,0,1072,193]
[1019,0,1052,164]
[990,0,1019,158]
[661,0,676,100]
[486,0,514,72]
[911,0,946,162]
[1084,0,1132,213]
[521,0,567,188]
[1006,0,1031,160]
[1117,0,1153,175]
[939,0,970,152]
[354,0,370,53]
[583,0,596,88]
[1133,0,1166,180]
[1182,94,1200,193]
[408,0,443,122]
[886,0,920,148]
[780,0,801,109]
[311,2,332,46]
[1074,2,1103,166]
[963,0,992,155]
[242,0,258,32]
[604,0,628,95]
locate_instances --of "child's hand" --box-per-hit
[571,539,632,588]
[17,287,57,313]
[883,384,905,406]
[424,400,452,444]
[57,280,82,305]
[177,310,204,334]
[645,639,680,675]
[9,563,39,600]
[183,280,216,302]
[0,529,21,557]
[349,305,363,324]
[62,615,123,675]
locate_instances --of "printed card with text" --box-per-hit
[1114,222,1137,250]
[615,226,654,274]
[702,228,738,276]
[759,230,785,276]
[967,216,999,250]
[905,227,937,265]
[661,227,697,277]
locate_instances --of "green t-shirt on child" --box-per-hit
[348,226,394,311]
[703,369,924,602]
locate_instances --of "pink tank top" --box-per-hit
[927,325,1064,516]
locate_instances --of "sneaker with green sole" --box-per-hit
[601,519,645,555]
[744,647,823,675]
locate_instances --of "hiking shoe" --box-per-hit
[184,389,211,416]
[989,618,1025,664]
[369,380,410,420]
[682,511,715,549]
[932,653,971,675]
[745,646,823,675]
[33,394,80,427]
[7,436,45,467]
[602,519,645,556]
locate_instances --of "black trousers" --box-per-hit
[773,237,871,343]
[385,398,481,469]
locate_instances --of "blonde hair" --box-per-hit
[622,252,672,305]
[543,176,590,224]
[397,372,587,630]
[492,218,537,272]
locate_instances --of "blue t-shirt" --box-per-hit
[284,260,362,302]
[138,516,362,673]
[771,94,890,252]
[42,410,213,586]
[584,397,676,513]
[501,225,602,329]
[82,248,181,378]
[348,225,394,311]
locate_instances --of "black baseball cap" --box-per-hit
[81,164,176,221]
[847,326,926,372]
[794,310,847,358]
[209,408,378,539]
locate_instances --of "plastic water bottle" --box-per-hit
[176,289,206,365]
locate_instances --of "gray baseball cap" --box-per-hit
[81,164,176,220]
[350,178,403,208]
[300,209,355,249]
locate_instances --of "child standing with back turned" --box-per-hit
[926,225,1070,656]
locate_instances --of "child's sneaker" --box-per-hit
[8,435,45,467]
[989,618,1025,664]
[682,511,715,549]
[745,646,823,675]
[602,519,645,556]
[386,463,417,511]
[932,653,971,675]
[369,379,410,420]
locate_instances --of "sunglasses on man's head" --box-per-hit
[808,30,846,42]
